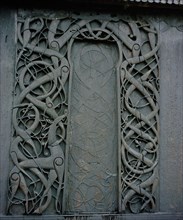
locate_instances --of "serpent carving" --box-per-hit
[7,15,159,214]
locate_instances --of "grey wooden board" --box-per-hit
[159,19,183,212]
[66,41,118,212]
[0,9,16,215]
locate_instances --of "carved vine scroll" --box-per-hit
[7,14,159,215]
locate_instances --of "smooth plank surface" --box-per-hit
[159,18,183,212]
[0,9,16,214]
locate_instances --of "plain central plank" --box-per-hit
[66,41,118,213]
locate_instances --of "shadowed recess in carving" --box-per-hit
[66,42,118,213]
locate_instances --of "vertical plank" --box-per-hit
[0,8,16,214]
[65,41,118,213]
[159,18,183,212]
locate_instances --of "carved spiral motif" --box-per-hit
[7,15,159,214]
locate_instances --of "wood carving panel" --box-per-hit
[7,14,159,215]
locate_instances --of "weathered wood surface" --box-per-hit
[0,8,183,220]
[6,13,159,215]
[159,18,183,212]
[0,9,16,215]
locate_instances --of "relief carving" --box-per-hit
[7,14,159,215]
[120,23,159,213]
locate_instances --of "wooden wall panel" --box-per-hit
[0,9,16,215]
[159,19,183,212]
[0,9,183,220]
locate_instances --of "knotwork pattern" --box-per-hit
[120,21,159,213]
[7,17,69,214]
[7,14,159,214]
